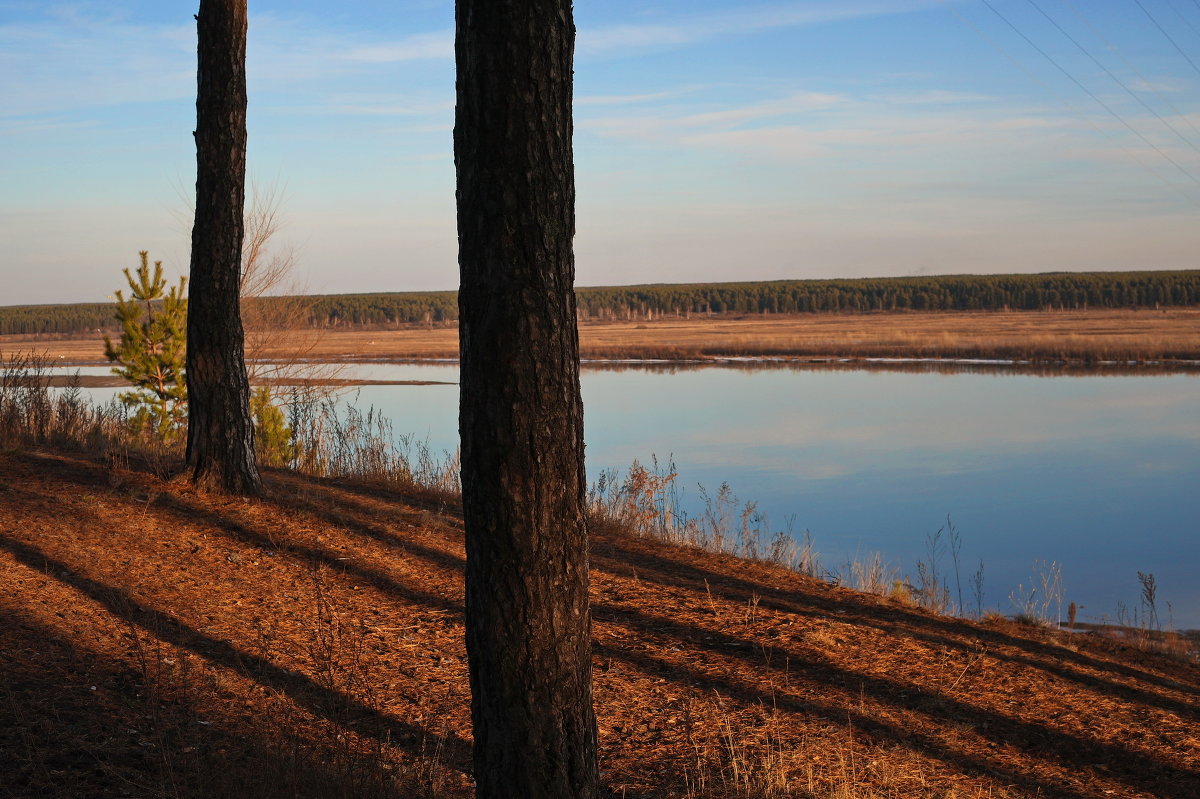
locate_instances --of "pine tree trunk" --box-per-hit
[455,1,599,797]
[186,0,261,495]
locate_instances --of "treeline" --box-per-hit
[574,271,1200,318]
[4,270,1199,335]
[303,291,458,328]
[0,302,115,336]
[295,270,1200,327]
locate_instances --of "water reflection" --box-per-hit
[580,358,1200,378]
[577,365,1200,630]
[24,360,1200,629]
[330,361,1198,628]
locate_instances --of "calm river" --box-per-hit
[70,361,1200,630]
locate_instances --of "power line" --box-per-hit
[1134,0,1200,80]
[1165,0,1200,45]
[979,0,1200,188]
[1027,0,1200,156]
[937,0,1200,206]
[1062,0,1200,143]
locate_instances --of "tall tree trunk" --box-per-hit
[455,1,599,797]
[187,0,261,495]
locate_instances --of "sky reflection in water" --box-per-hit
[341,363,1200,630]
[67,360,1200,629]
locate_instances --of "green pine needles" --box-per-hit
[250,386,297,467]
[103,251,188,441]
[102,249,299,463]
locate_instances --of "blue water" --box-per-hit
[339,362,1200,630]
[59,361,1200,628]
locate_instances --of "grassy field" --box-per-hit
[5,308,1200,367]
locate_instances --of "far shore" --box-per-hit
[5,308,1200,372]
[31,375,457,388]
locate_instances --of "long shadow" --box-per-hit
[152,492,465,620]
[6,447,1187,685]
[176,473,1166,791]
[266,468,463,518]
[593,602,1200,799]
[254,475,469,577]
[5,449,120,491]
[10,449,1197,797]
[0,600,466,799]
[1,603,162,797]
[3,451,468,614]
[0,533,473,775]
[595,537,1200,705]
[593,639,1095,799]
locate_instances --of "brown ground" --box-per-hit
[2,448,1197,798]
[7,308,1200,366]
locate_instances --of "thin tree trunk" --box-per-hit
[455,1,599,797]
[186,0,261,495]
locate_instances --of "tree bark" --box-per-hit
[186,0,261,495]
[455,1,599,797]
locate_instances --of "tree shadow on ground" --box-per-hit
[594,535,1200,708]
[0,598,462,799]
[0,530,473,794]
[4,448,1198,799]
[592,602,1200,799]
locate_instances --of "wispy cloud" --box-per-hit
[585,88,1074,166]
[0,116,98,137]
[676,92,845,127]
[1129,77,1188,94]
[341,30,452,64]
[283,94,452,118]
[869,89,992,105]
[0,9,452,118]
[579,0,948,56]
[583,91,847,146]
[576,91,680,107]
[0,12,193,116]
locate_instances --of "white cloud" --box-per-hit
[576,91,680,107]
[579,0,949,56]
[0,10,452,118]
[0,116,98,137]
[1129,77,1187,94]
[680,113,1073,161]
[677,92,845,127]
[584,89,1072,166]
[583,92,849,147]
[340,30,452,64]
[0,14,193,116]
[871,89,992,105]
[305,96,451,118]
[580,23,694,53]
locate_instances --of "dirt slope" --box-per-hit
[1,449,1196,798]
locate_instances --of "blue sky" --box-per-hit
[3,1,1200,304]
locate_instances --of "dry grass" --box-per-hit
[9,308,1200,367]
[4,349,1199,798]
[0,351,460,497]
[3,448,1198,799]
[575,308,1200,364]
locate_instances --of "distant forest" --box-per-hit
[3,270,1199,335]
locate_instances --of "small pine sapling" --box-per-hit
[103,251,188,441]
[250,386,297,467]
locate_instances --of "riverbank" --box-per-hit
[6,308,1200,368]
[2,446,1197,798]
